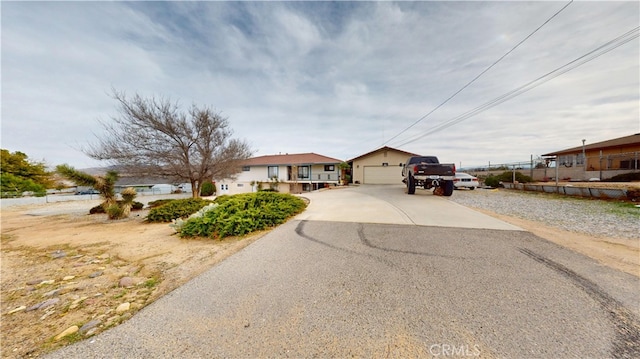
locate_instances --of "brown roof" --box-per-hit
[543,133,640,156]
[348,146,419,162]
[242,153,342,166]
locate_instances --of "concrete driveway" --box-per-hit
[296,184,522,231]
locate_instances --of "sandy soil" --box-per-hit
[1,200,265,358]
[1,191,638,358]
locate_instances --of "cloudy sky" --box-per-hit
[2,1,638,169]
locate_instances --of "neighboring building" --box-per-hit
[348,146,418,185]
[215,153,343,195]
[114,176,192,195]
[542,133,640,180]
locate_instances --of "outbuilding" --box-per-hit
[348,146,418,185]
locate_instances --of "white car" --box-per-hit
[454,172,479,190]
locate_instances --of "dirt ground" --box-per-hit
[1,188,639,358]
[1,200,266,358]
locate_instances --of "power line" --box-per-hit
[381,0,574,146]
[392,26,640,148]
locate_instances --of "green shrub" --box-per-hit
[200,181,216,197]
[106,204,124,219]
[179,192,307,239]
[484,175,501,188]
[90,201,144,214]
[147,199,175,208]
[146,198,213,223]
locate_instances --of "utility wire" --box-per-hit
[393,26,640,147]
[381,0,574,146]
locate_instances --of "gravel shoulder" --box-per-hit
[448,188,639,278]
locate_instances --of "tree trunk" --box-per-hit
[191,179,199,198]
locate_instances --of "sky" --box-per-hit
[2,1,639,170]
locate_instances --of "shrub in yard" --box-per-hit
[483,175,501,188]
[106,204,124,219]
[90,201,144,214]
[179,192,307,239]
[146,198,213,223]
[200,181,216,197]
[147,199,175,208]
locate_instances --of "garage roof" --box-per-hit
[348,146,418,162]
[243,153,342,166]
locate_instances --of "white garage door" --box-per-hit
[363,166,403,184]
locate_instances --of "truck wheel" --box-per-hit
[443,180,454,196]
[407,174,416,195]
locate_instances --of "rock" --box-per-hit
[118,277,136,288]
[88,271,103,278]
[26,279,44,285]
[26,298,60,311]
[85,328,98,337]
[51,250,67,259]
[37,280,55,286]
[54,325,79,341]
[62,275,76,281]
[42,289,61,297]
[79,320,101,334]
[115,302,130,314]
[7,306,26,314]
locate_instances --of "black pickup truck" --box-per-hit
[401,156,456,196]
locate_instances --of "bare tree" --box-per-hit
[85,90,252,197]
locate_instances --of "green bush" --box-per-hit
[147,199,175,208]
[483,175,501,188]
[90,201,144,214]
[200,181,216,197]
[179,192,307,239]
[146,198,213,223]
[483,171,533,188]
[106,204,124,219]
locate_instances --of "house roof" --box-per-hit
[543,133,640,156]
[242,153,343,166]
[348,146,419,162]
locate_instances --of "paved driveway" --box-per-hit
[296,185,521,230]
[46,185,640,358]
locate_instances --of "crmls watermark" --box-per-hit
[429,343,481,357]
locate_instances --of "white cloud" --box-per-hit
[1,1,638,169]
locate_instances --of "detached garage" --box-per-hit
[363,165,404,184]
[349,146,418,184]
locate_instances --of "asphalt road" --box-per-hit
[47,185,640,358]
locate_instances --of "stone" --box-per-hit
[37,280,55,286]
[26,298,60,311]
[51,250,67,259]
[115,302,130,314]
[54,325,79,341]
[26,279,44,285]
[7,306,26,314]
[42,289,61,297]
[62,275,75,281]
[88,271,103,278]
[118,277,136,288]
[79,319,101,334]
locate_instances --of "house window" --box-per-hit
[324,165,335,171]
[382,162,388,167]
[242,166,250,171]
[268,166,278,178]
[298,166,310,179]
[237,184,244,187]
